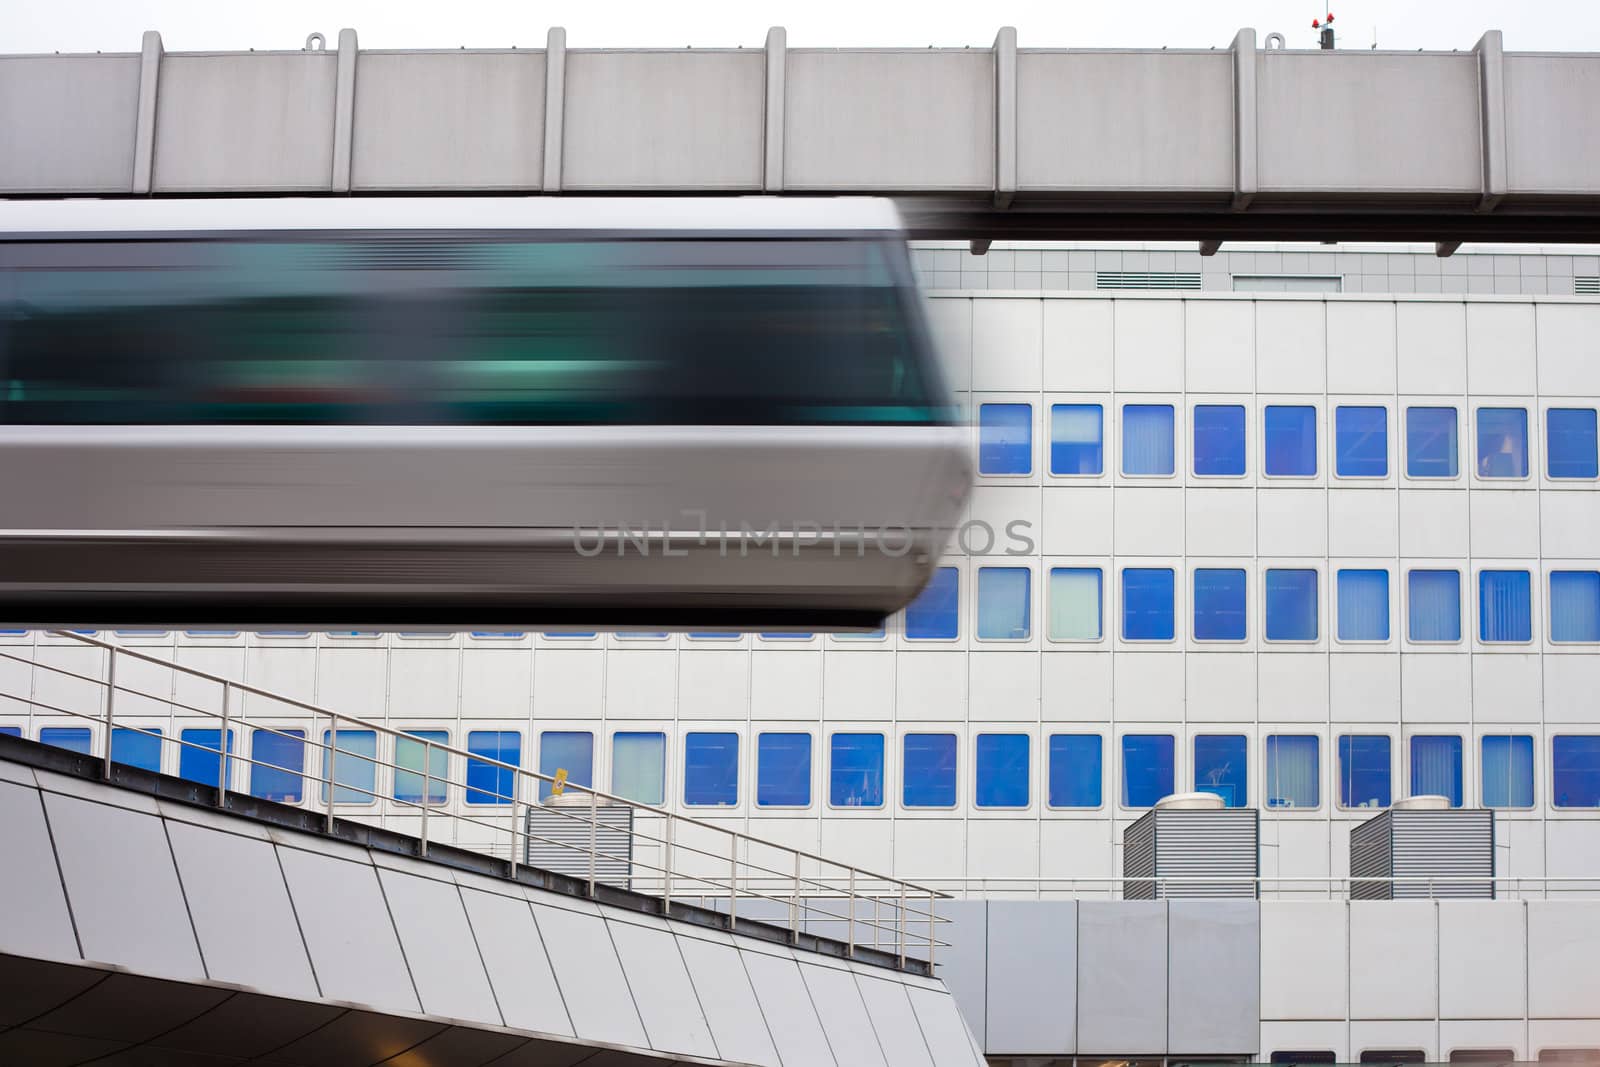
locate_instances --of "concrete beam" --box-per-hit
[542,27,566,192]
[764,27,786,192]
[1230,28,1257,211]
[1475,30,1507,211]
[993,26,1017,209]
[130,30,162,194]
[330,28,358,193]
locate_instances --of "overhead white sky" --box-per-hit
[8,0,1599,54]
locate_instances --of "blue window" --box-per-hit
[1553,736,1600,808]
[979,403,1032,475]
[180,729,237,790]
[0,726,20,737]
[1264,405,1318,476]
[1265,735,1320,809]
[1408,570,1462,642]
[1193,404,1246,476]
[902,733,957,808]
[40,727,91,754]
[619,632,670,639]
[469,631,524,639]
[688,632,739,640]
[1550,571,1600,643]
[544,632,596,639]
[111,727,162,772]
[465,730,521,805]
[1047,734,1102,808]
[1194,734,1248,807]
[1406,406,1459,477]
[1481,735,1534,809]
[1336,405,1388,477]
[1479,570,1532,643]
[1122,568,1175,641]
[975,734,1030,808]
[250,729,306,803]
[539,730,593,800]
[394,730,448,806]
[759,633,813,640]
[612,731,666,806]
[1050,403,1103,475]
[684,732,738,806]
[757,733,811,807]
[1122,404,1175,476]
[1193,568,1247,641]
[1048,567,1102,641]
[905,566,959,640]
[977,567,1031,640]
[1476,408,1529,479]
[319,729,375,804]
[1411,735,1463,808]
[1338,734,1392,809]
[1548,408,1598,479]
[835,622,887,641]
[1337,569,1390,642]
[1265,569,1319,641]
[1121,734,1175,808]
[830,733,885,808]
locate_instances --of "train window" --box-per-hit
[1266,734,1320,809]
[251,729,307,803]
[1477,407,1529,478]
[1264,405,1318,476]
[1050,403,1103,475]
[180,729,236,790]
[1551,571,1600,643]
[1548,408,1599,478]
[1338,734,1392,809]
[1265,568,1319,642]
[613,732,666,806]
[756,733,811,808]
[1047,734,1101,808]
[905,567,959,640]
[465,731,521,805]
[1481,734,1534,809]
[1121,734,1174,808]
[1048,567,1102,641]
[40,727,92,754]
[1337,569,1390,642]
[1553,736,1600,808]
[1193,568,1247,641]
[1411,734,1464,807]
[977,567,1031,640]
[1480,569,1532,642]
[1407,406,1460,477]
[539,731,594,800]
[1194,734,1247,807]
[975,733,1029,808]
[1336,405,1389,477]
[1193,403,1246,476]
[830,733,885,808]
[394,730,449,806]
[111,727,162,773]
[1122,403,1175,476]
[1409,569,1462,643]
[320,730,377,804]
[902,733,957,808]
[979,403,1032,475]
[1121,567,1175,641]
[684,732,738,807]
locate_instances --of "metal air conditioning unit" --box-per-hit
[525,792,635,890]
[1348,796,1495,899]
[1122,792,1260,899]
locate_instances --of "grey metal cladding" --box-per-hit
[375,868,500,1025]
[561,51,763,190]
[1135,809,1260,899]
[1167,900,1260,1054]
[741,950,837,1067]
[526,902,649,1049]
[984,900,1076,1054]
[163,820,318,999]
[272,845,420,1015]
[0,56,141,192]
[1076,900,1168,1054]
[854,971,934,1067]
[602,918,717,1059]
[0,780,79,962]
[350,52,547,190]
[796,959,889,1067]
[152,53,338,191]
[1503,55,1600,192]
[458,886,575,1037]
[674,934,781,1067]
[931,900,986,1049]
[905,985,985,1067]
[40,792,205,982]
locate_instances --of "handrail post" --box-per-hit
[510,786,521,879]
[587,787,598,897]
[728,833,738,931]
[927,889,937,970]
[897,882,907,969]
[419,739,431,859]
[846,868,856,958]
[216,682,231,806]
[662,814,674,910]
[790,852,801,944]
[100,647,117,781]
[324,714,337,834]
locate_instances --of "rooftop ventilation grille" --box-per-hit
[1577,277,1600,295]
[1095,271,1202,291]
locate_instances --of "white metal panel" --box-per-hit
[675,934,781,1067]
[1535,304,1600,397]
[1043,486,1113,555]
[1076,900,1168,1053]
[377,869,500,1025]
[1260,901,1348,1020]
[973,300,1043,392]
[1467,303,1538,396]
[1439,902,1527,1019]
[527,902,649,1048]
[1349,900,1438,1019]
[1256,302,1327,394]
[1113,300,1185,392]
[1185,654,1256,723]
[1113,653,1185,722]
[0,55,140,193]
[1328,490,1400,557]
[1528,900,1600,1018]
[1114,488,1184,555]
[604,919,717,1059]
[1397,302,1469,396]
[1040,653,1112,723]
[1043,301,1114,393]
[0,781,79,962]
[458,887,575,1037]
[1327,302,1399,395]
[907,985,984,1067]
[1186,488,1256,556]
[1185,301,1256,394]
[604,650,675,720]
[741,950,838,1067]
[750,650,822,721]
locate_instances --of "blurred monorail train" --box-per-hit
[0,198,970,631]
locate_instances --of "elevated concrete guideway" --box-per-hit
[3,28,1600,245]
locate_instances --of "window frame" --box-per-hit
[1475,566,1535,647]
[901,731,960,811]
[1045,564,1106,644]
[1262,732,1323,812]
[1045,732,1105,811]
[975,565,1033,643]
[392,728,450,808]
[973,732,1032,811]
[1405,567,1465,646]
[1047,400,1106,478]
[249,726,308,804]
[1408,732,1465,809]
[1191,565,1250,644]
[754,730,814,810]
[1332,402,1391,480]
[1544,404,1599,482]
[1119,401,1179,480]
[317,728,377,807]
[608,729,668,807]
[1263,566,1321,645]
[903,564,962,643]
[826,730,887,811]
[1548,569,1600,646]
[1478,732,1536,811]
[464,729,523,807]
[682,730,741,808]
[1473,403,1532,483]
[1192,732,1250,808]
[977,401,1035,478]
[1404,404,1463,481]
[1261,403,1321,480]
[1334,566,1393,645]
[1119,731,1177,811]
[1190,402,1248,480]
[1120,565,1179,644]
[1335,732,1395,811]
[1551,734,1600,810]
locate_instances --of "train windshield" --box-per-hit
[0,234,951,426]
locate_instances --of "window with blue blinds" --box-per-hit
[1050,403,1104,475]
[1264,405,1318,476]
[613,731,667,806]
[1121,734,1175,807]
[1337,569,1390,641]
[1049,567,1102,641]
[1550,571,1600,643]
[1193,568,1247,641]
[1265,735,1320,809]
[1481,735,1534,808]
[1547,407,1598,479]
[1122,568,1176,641]
[1553,736,1600,808]
[903,733,958,808]
[756,732,811,807]
[250,729,306,803]
[1265,569,1319,641]
[182,728,237,791]
[1338,734,1391,809]
[1048,734,1102,808]
[1194,734,1247,807]
[1479,570,1532,643]
[394,730,449,805]
[319,729,375,804]
[40,727,91,754]
[977,567,1031,640]
[110,727,162,773]
[465,730,521,805]
[684,732,738,806]
[1410,735,1463,807]
[1408,570,1462,642]
[1476,408,1529,478]
[1193,404,1246,476]
[975,734,1030,808]
[1122,404,1175,476]
[979,403,1032,475]
[1406,407,1459,477]
[829,733,884,808]
[539,730,594,800]
[905,566,959,640]
[1335,405,1388,477]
